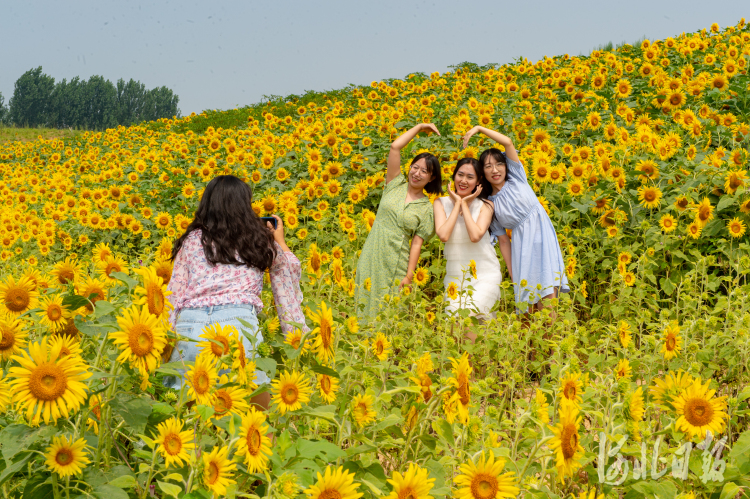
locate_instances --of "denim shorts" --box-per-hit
[162,304,271,389]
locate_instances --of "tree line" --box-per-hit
[0,67,180,130]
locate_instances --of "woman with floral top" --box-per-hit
[165,175,308,409]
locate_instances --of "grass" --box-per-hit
[0,127,82,144]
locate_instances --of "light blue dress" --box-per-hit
[488,157,569,309]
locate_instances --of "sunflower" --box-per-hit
[197,323,233,363]
[272,370,312,414]
[235,407,273,473]
[110,304,167,377]
[97,255,128,284]
[37,295,69,332]
[617,321,631,348]
[651,370,693,411]
[724,169,747,194]
[8,338,90,424]
[284,328,311,355]
[637,185,662,209]
[44,435,91,477]
[412,267,430,287]
[305,466,363,499]
[48,334,83,359]
[624,386,644,423]
[309,302,336,364]
[133,266,172,320]
[76,275,108,313]
[615,359,632,379]
[558,372,583,406]
[727,217,746,238]
[673,377,728,440]
[0,314,27,360]
[383,463,435,499]
[533,389,550,424]
[51,257,83,285]
[154,417,195,468]
[186,355,218,406]
[566,180,585,197]
[660,321,682,360]
[454,450,519,499]
[351,393,377,427]
[622,271,636,287]
[0,377,11,413]
[549,402,585,481]
[0,275,39,316]
[659,214,677,233]
[447,352,472,424]
[618,252,631,265]
[371,333,392,361]
[212,382,250,420]
[203,445,237,497]
[693,197,713,227]
[687,221,702,239]
[316,374,339,403]
[447,281,459,301]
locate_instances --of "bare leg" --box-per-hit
[250,391,271,411]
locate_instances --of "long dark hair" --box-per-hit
[171,175,276,270]
[478,148,508,196]
[453,157,490,201]
[410,152,443,195]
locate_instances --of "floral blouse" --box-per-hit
[167,230,308,336]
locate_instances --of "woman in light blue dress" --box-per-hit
[462,126,569,312]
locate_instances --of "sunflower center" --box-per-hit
[210,336,230,357]
[55,449,73,466]
[128,324,154,357]
[644,191,656,202]
[470,473,499,499]
[281,383,299,405]
[320,376,331,393]
[213,390,232,416]
[47,304,63,322]
[58,270,75,284]
[0,328,15,350]
[319,323,332,349]
[319,490,342,499]
[5,287,30,312]
[195,371,210,394]
[247,428,262,455]
[146,284,164,316]
[375,342,384,356]
[561,423,579,459]
[458,373,470,405]
[163,433,182,455]
[398,487,418,499]
[685,397,714,426]
[666,334,676,351]
[104,262,121,277]
[206,462,219,485]
[563,383,577,400]
[29,363,68,401]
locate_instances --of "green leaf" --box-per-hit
[107,475,137,488]
[0,424,56,460]
[22,474,54,499]
[370,414,402,433]
[659,277,675,295]
[93,300,116,318]
[419,433,437,450]
[719,483,740,499]
[435,419,453,445]
[255,357,277,378]
[110,395,153,434]
[729,430,750,465]
[296,439,347,461]
[157,481,184,498]
[309,362,340,379]
[195,405,215,421]
[110,271,138,288]
[0,452,33,486]
[92,484,130,499]
[62,293,91,310]
[717,194,735,212]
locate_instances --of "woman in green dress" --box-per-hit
[355,123,443,318]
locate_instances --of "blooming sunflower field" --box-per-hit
[1,19,750,499]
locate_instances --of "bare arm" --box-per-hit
[387,123,441,184]
[462,126,519,163]
[434,187,463,242]
[399,235,424,289]
[463,200,494,243]
[497,234,513,282]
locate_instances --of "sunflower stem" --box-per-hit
[139,450,158,499]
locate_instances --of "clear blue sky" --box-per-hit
[1,1,747,116]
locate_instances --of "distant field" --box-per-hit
[0,126,81,143]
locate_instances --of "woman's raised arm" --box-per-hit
[434,186,462,242]
[387,123,440,184]
[462,126,519,163]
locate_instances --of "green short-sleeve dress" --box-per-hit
[355,174,435,318]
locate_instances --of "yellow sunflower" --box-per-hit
[0,314,27,360]
[305,466,363,499]
[454,450,519,499]
[447,352,472,424]
[549,402,585,481]
[133,266,172,320]
[383,463,435,499]
[693,197,713,227]
[0,275,39,316]
[197,323,233,363]
[202,445,237,497]
[558,372,583,406]
[412,267,430,287]
[236,407,273,473]
[8,338,90,424]
[110,304,167,377]
[615,359,632,379]
[212,383,250,420]
[272,370,312,414]
[0,377,11,413]
[617,321,631,348]
[447,281,459,301]
[351,393,377,427]
[651,370,693,411]
[92,243,113,264]
[637,185,662,209]
[309,302,336,364]
[727,217,746,238]
[76,275,108,313]
[687,221,702,239]
[659,214,677,233]
[371,333,392,361]
[317,374,339,403]
[44,435,91,477]
[37,295,70,332]
[50,257,83,285]
[672,377,728,440]
[660,321,682,360]
[186,355,219,406]
[48,334,83,359]
[97,255,128,284]
[154,417,195,468]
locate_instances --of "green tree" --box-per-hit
[9,66,56,127]
[0,91,7,124]
[115,78,147,126]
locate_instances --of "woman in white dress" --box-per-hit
[434,158,502,321]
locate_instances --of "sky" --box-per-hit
[1,1,748,116]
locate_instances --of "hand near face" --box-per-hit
[462,183,483,203]
[420,123,441,136]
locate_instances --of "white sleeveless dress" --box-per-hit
[440,197,502,317]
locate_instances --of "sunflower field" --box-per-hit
[1,18,750,499]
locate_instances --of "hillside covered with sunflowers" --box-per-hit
[1,18,750,499]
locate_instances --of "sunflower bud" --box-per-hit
[257,342,272,358]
